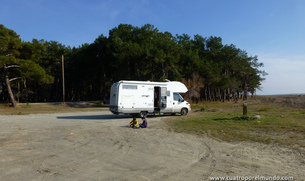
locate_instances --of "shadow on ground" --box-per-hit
[57,114,173,120]
[57,114,131,120]
[65,102,109,108]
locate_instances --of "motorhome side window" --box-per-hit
[174,93,183,102]
[122,85,137,89]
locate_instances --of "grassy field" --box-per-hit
[165,95,305,150]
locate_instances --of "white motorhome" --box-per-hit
[109,80,191,117]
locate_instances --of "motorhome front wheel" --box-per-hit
[181,108,188,116]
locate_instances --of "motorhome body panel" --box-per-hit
[119,83,155,113]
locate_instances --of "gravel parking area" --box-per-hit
[0,111,304,180]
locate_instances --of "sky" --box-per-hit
[1,0,305,95]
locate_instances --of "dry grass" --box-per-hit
[254,94,305,108]
[165,95,305,150]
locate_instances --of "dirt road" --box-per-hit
[0,111,304,180]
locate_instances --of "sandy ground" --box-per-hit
[0,111,304,181]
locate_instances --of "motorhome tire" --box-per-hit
[181,108,188,116]
[140,111,148,118]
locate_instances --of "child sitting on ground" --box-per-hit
[129,117,138,128]
[139,117,148,128]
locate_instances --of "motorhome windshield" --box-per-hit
[173,93,184,102]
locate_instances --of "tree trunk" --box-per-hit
[5,75,17,107]
[24,79,28,103]
[243,79,247,100]
[204,87,208,102]
[17,80,20,103]
[208,86,211,102]
[218,88,221,101]
[3,64,17,107]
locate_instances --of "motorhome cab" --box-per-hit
[109,80,191,117]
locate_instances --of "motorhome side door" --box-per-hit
[160,87,167,109]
